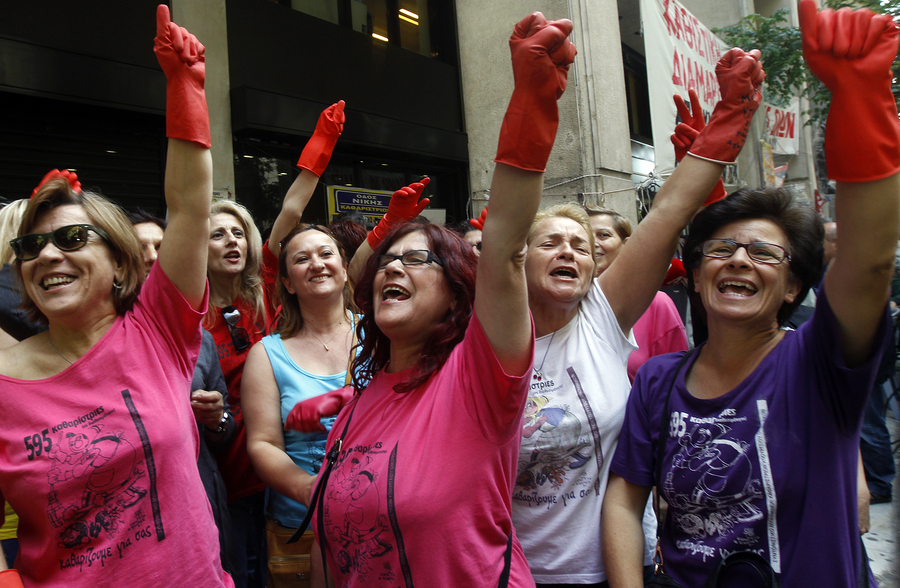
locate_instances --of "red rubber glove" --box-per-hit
[663,258,686,286]
[154,5,210,148]
[470,205,488,230]
[367,177,431,249]
[31,169,82,198]
[688,48,765,165]
[297,100,345,177]
[0,570,24,588]
[495,13,577,172]
[671,89,728,206]
[800,1,900,182]
[285,387,354,433]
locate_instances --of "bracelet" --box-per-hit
[205,411,229,434]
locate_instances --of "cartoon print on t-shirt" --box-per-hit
[663,420,763,542]
[45,423,148,550]
[516,395,591,491]
[325,451,394,579]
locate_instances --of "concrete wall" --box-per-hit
[172,0,236,200]
[456,0,635,222]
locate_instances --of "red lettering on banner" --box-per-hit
[675,4,685,41]
[673,49,684,85]
[681,9,694,49]
[664,0,676,37]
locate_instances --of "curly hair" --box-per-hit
[276,224,356,338]
[351,222,478,394]
[15,177,143,324]
[205,200,267,331]
[683,188,823,327]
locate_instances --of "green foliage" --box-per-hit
[714,2,900,127]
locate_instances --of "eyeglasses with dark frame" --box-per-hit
[700,239,791,265]
[10,224,111,261]
[376,249,444,271]
[221,305,251,352]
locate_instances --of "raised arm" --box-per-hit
[476,13,576,373]
[600,49,765,334]
[242,343,317,506]
[153,4,212,310]
[801,0,900,366]
[269,101,346,259]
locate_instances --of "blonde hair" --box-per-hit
[528,203,596,260]
[16,178,143,324]
[0,199,29,263]
[205,200,267,330]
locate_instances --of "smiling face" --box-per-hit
[373,231,455,346]
[282,229,347,304]
[525,216,595,314]
[134,222,164,279]
[208,213,248,278]
[693,218,800,329]
[19,205,121,324]
[590,214,627,277]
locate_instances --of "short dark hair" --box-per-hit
[328,218,368,262]
[127,209,167,230]
[683,188,823,326]
[351,222,477,394]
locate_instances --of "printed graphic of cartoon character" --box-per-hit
[325,453,393,578]
[517,396,591,491]
[664,422,763,540]
[45,426,147,547]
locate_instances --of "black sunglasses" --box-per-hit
[221,305,251,351]
[10,224,111,261]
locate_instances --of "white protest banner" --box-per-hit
[641,0,729,176]
[763,97,800,155]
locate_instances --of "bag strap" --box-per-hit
[497,531,513,588]
[652,350,696,575]
[702,551,780,588]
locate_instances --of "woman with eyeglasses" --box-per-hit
[510,48,766,586]
[602,4,899,585]
[204,102,346,588]
[0,7,233,587]
[284,13,575,586]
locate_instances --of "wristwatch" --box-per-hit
[206,411,229,434]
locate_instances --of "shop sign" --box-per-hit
[328,186,393,224]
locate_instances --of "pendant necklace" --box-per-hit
[48,337,74,365]
[532,331,556,381]
[307,316,349,352]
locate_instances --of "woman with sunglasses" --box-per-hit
[204,102,346,588]
[603,4,899,586]
[285,13,575,586]
[0,6,232,587]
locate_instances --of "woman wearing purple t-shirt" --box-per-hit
[603,3,900,587]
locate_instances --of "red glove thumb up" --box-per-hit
[285,387,355,433]
[470,206,489,230]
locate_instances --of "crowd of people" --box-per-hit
[0,1,896,587]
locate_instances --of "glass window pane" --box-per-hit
[290,0,340,26]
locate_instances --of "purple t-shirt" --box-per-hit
[0,264,230,587]
[611,292,888,587]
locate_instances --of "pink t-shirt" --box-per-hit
[0,264,230,588]
[316,314,535,587]
[627,291,688,383]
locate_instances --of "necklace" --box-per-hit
[307,317,349,352]
[48,337,73,365]
[532,331,556,381]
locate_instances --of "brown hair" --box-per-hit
[16,178,143,324]
[583,205,633,240]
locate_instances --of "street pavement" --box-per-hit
[864,415,898,587]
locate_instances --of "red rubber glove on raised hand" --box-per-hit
[470,206,488,230]
[31,169,82,198]
[367,177,431,249]
[495,13,577,172]
[800,0,900,182]
[672,89,728,205]
[297,100,345,177]
[285,387,354,433]
[154,5,210,148]
[0,570,24,588]
[688,48,765,165]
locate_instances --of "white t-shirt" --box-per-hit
[513,280,655,584]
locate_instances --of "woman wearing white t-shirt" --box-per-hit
[513,49,766,586]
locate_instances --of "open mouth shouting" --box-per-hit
[550,266,578,280]
[382,284,411,301]
[717,279,758,297]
